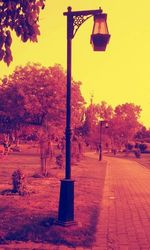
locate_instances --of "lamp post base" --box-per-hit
[57,179,76,226]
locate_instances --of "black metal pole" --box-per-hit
[58,7,75,226]
[65,7,72,179]
[99,121,102,161]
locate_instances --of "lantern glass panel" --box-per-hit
[93,16,108,35]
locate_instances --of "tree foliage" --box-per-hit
[82,101,142,150]
[0,0,45,65]
[95,101,113,121]
[82,100,113,146]
[135,126,150,142]
[109,103,141,148]
[82,102,97,141]
[0,63,85,139]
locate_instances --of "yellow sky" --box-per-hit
[0,1,150,128]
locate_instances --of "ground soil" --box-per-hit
[0,145,107,249]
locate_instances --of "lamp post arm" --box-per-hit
[64,7,102,16]
[64,7,103,39]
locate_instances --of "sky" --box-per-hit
[0,0,150,128]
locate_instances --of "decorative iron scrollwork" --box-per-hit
[72,15,92,37]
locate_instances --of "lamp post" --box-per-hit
[99,120,109,161]
[58,6,110,226]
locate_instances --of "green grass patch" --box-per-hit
[0,148,107,248]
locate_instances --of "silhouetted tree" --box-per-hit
[0,0,45,65]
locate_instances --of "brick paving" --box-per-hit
[1,154,150,249]
[94,156,150,250]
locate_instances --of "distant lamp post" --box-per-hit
[99,120,109,161]
[91,13,110,51]
[58,6,110,226]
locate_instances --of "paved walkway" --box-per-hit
[94,156,150,250]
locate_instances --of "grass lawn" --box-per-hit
[0,145,107,248]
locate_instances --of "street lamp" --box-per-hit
[58,6,110,226]
[99,120,109,161]
[91,13,110,51]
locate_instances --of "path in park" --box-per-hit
[94,155,150,250]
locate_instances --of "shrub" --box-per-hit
[125,143,134,151]
[56,154,64,168]
[138,143,147,153]
[11,146,21,152]
[12,169,27,195]
[135,143,140,149]
[134,149,141,158]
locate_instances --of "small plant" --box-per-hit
[125,143,134,151]
[11,146,21,152]
[134,149,141,158]
[139,143,147,153]
[12,169,27,195]
[56,154,64,168]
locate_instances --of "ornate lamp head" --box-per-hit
[91,13,110,51]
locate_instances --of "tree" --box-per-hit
[82,100,113,148]
[135,126,150,143]
[95,101,114,121]
[0,64,66,132]
[109,103,142,150]
[0,63,85,136]
[95,101,113,151]
[71,80,86,130]
[0,63,85,173]
[0,0,45,65]
[82,99,98,146]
